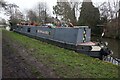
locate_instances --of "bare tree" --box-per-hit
[26,9,37,22]
[97,0,119,38]
[0,0,7,9]
[69,0,82,21]
[0,0,23,20]
[34,2,49,23]
[5,4,19,18]
[98,0,119,20]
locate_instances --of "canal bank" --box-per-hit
[2,30,119,78]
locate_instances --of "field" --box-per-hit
[2,29,120,78]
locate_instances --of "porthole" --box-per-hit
[27,28,31,32]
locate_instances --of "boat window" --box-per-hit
[36,30,38,33]
[21,27,23,30]
[27,28,31,32]
[17,26,18,29]
[82,47,84,49]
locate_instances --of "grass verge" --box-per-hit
[3,30,119,78]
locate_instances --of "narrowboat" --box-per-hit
[12,23,113,60]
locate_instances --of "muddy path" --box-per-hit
[2,31,58,78]
[2,36,38,78]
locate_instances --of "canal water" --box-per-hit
[92,37,120,59]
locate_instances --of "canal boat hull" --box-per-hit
[13,25,111,59]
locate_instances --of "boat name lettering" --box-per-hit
[38,30,50,35]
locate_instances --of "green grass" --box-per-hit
[3,30,119,78]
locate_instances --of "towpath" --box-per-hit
[2,31,58,78]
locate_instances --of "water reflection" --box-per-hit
[92,37,120,59]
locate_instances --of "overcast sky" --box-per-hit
[0,0,119,20]
[4,0,57,16]
[5,0,109,12]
